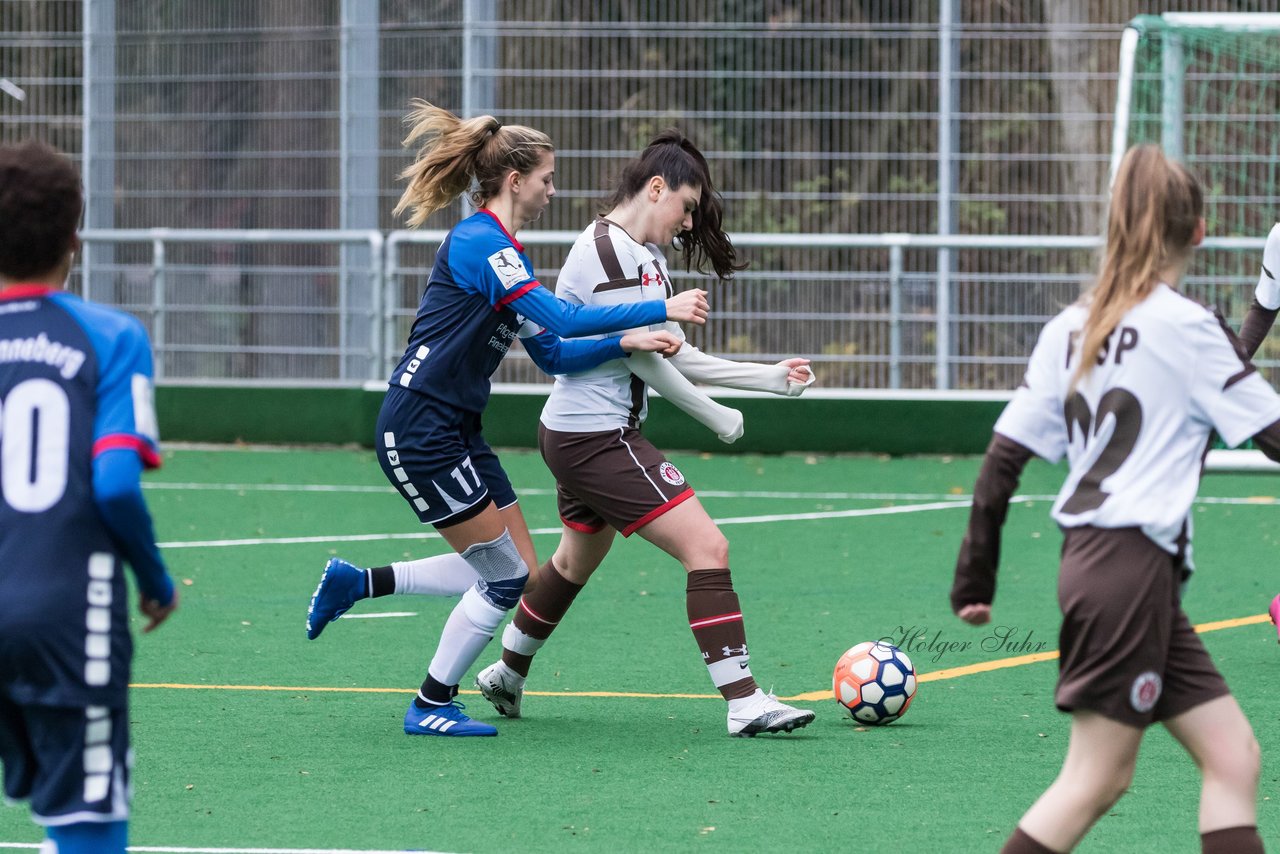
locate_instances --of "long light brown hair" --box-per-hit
[1071,144,1203,390]
[392,100,554,228]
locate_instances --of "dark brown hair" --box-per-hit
[0,140,82,280]
[603,129,746,280]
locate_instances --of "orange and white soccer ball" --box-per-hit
[833,641,917,725]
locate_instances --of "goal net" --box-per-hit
[1112,13,1280,471]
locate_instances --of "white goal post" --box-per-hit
[1112,13,1280,473]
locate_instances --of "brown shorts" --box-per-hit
[1055,526,1229,728]
[538,424,694,537]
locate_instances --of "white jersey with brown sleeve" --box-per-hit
[540,218,673,433]
[541,219,811,439]
[994,283,1280,554]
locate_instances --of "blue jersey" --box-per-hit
[0,286,164,708]
[391,210,668,412]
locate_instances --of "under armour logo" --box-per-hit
[722,644,748,657]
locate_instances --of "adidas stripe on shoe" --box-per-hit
[403,700,497,737]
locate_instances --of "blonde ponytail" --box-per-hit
[392,99,554,228]
[1070,144,1202,390]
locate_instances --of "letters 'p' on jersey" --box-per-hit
[0,286,161,707]
[391,210,541,413]
[540,218,677,432]
[995,284,1280,554]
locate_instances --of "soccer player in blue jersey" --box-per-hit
[306,101,708,736]
[0,141,177,853]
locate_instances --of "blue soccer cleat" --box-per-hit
[305,558,367,640]
[403,700,497,737]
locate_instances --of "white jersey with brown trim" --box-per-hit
[995,283,1280,554]
[540,219,677,432]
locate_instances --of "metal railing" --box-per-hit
[78,229,1272,391]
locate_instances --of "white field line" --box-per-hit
[154,491,1280,550]
[157,499,974,549]
[0,846,452,853]
[339,611,418,619]
[142,482,972,501]
[143,481,1280,506]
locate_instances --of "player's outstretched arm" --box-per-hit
[669,343,815,396]
[629,350,745,443]
[519,324,681,376]
[951,432,1033,622]
[512,284,707,340]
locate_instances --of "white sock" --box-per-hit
[727,689,764,715]
[488,658,525,687]
[426,585,506,686]
[392,553,479,597]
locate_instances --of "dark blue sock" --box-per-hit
[47,820,127,854]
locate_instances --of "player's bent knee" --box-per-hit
[460,530,529,610]
[1209,732,1261,786]
[676,531,729,568]
[706,533,729,567]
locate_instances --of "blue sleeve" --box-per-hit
[93,448,174,605]
[60,296,163,468]
[522,330,628,376]
[512,285,666,338]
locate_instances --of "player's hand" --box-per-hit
[139,589,179,633]
[665,289,709,326]
[777,358,814,385]
[956,603,991,626]
[621,330,682,357]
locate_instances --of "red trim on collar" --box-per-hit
[477,209,524,253]
[0,284,57,300]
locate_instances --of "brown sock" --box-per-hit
[686,568,757,701]
[1000,827,1058,854]
[1202,826,1264,854]
[500,559,583,677]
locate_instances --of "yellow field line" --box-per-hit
[132,612,1274,702]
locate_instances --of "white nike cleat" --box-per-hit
[475,660,525,718]
[727,690,815,737]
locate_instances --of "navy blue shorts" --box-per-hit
[0,695,131,825]
[375,386,517,528]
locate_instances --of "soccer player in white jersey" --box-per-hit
[469,130,818,736]
[951,145,1280,854]
[305,102,706,737]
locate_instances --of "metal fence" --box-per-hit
[9,2,1280,390]
[77,229,1274,390]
